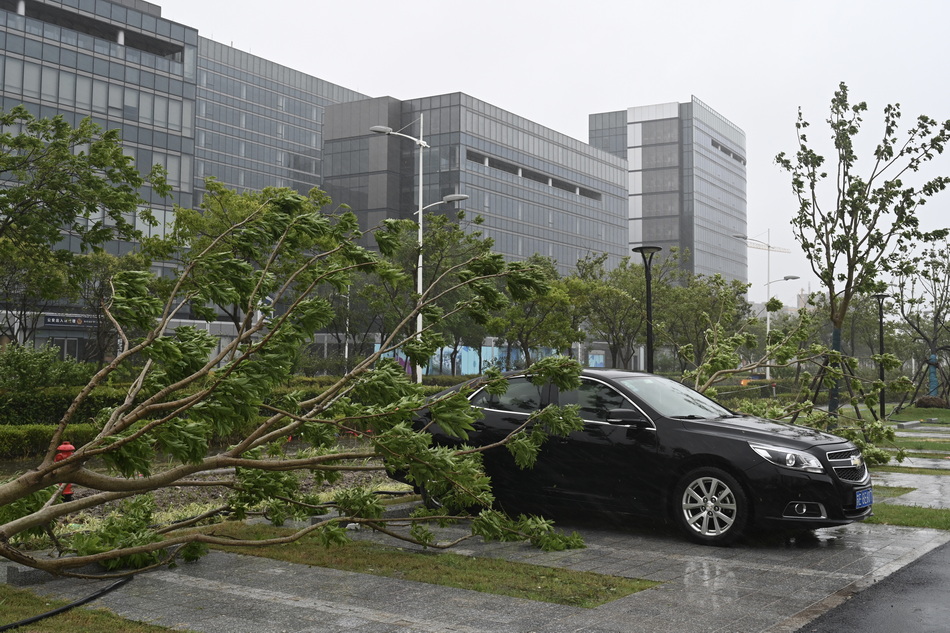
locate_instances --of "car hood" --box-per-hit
[680,415,848,449]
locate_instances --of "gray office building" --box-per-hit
[0,0,745,358]
[0,0,367,236]
[0,0,199,246]
[323,95,629,275]
[194,38,367,200]
[590,97,748,282]
[0,0,365,355]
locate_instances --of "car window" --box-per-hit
[559,379,628,422]
[469,377,543,413]
[614,375,731,419]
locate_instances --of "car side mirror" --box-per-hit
[607,408,650,428]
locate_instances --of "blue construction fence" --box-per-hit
[377,344,608,377]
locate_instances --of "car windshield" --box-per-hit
[613,375,732,419]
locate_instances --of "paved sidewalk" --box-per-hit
[4,516,948,633]
[5,466,950,633]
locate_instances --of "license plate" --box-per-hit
[855,488,873,509]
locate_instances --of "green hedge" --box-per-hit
[0,423,98,460]
[0,373,474,460]
[0,416,264,461]
[423,374,477,388]
[0,386,129,426]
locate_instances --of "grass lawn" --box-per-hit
[887,450,950,460]
[0,584,189,632]
[868,502,950,531]
[890,407,950,424]
[202,521,658,608]
[891,437,950,452]
[876,465,950,476]
[868,482,950,530]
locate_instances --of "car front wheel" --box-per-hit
[673,467,748,545]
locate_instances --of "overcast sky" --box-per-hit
[155,0,950,305]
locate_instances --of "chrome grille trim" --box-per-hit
[833,466,865,482]
[825,447,869,483]
[826,449,855,461]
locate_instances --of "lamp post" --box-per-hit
[873,293,887,420]
[733,229,791,301]
[371,116,468,383]
[761,275,800,394]
[632,245,661,373]
[734,231,795,382]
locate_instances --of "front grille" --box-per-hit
[833,466,865,482]
[827,449,855,461]
[826,448,869,483]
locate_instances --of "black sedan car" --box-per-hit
[421,369,872,545]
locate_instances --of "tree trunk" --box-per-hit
[609,344,621,369]
[450,347,459,375]
[828,327,842,417]
[521,344,533,368]
[929,350,939,397]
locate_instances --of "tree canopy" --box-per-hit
[0,186,585,576]
[0,107,169,345]
[0,106,168,255]
[777,82,950,411]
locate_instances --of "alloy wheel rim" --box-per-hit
[681,476,737,536]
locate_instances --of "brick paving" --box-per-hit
[5,434,950,633]
[4,507,948,633]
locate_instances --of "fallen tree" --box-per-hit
[0,183,584,576]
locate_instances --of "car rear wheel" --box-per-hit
[418,482,445,510]
[673,467,748,545]
[418,482,484,515]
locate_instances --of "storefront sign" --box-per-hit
[44,315,99,327]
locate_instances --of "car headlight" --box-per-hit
[749,443,824,474]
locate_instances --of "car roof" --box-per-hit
[580,368,651,379]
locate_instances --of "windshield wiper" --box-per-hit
[670,414,710,420]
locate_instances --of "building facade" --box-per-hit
[194,37,367,201]
[0,0,200,355]
[324,94,629,275]
[0,0,747,364]
[589,97,748,282]
[0,0,199,244]
[0,0,364,356]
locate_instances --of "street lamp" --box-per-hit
[872,293,888,420]
[734,231,796,382]
[371,116,468,383]
[763,276,800,388]
[632,245,661,373]
[732,230,792,299]
[424,194,469,210]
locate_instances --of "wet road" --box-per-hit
[795,540,950,633]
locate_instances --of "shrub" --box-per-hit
[423,374,477,388]
[0,344,95,391]
[915,395,949,409]
[0,386,128,425]
[0,423,97,459]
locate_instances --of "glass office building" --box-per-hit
[0,0,369,236]
[0,0,200,354]
[324,95,629,275]
[0,1,745,359]
[0,0,367,355]
[590,97,748,282]
[195,38,367,201]
[0,0,198,244]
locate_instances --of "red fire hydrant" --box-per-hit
[54,441,75,502]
